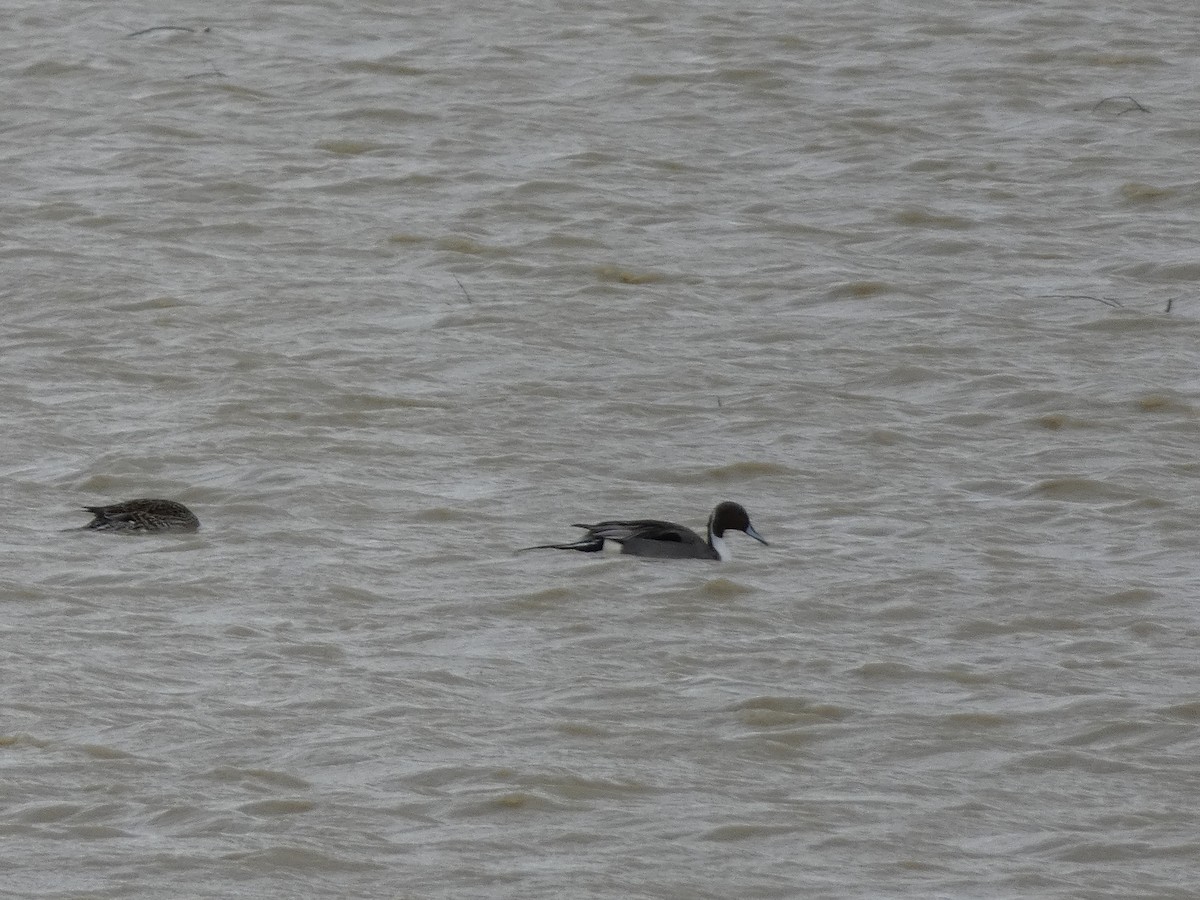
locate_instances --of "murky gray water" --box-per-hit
[4,1,1200,897]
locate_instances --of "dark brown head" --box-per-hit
[708,501,769,547]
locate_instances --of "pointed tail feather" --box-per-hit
[516,537,605,553]
[82,507,113,528]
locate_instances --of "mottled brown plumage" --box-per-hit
[81,499,200,533]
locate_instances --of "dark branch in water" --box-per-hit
[184,61,226,79]
[1054,294,1182,314]
[452,275,474,304]
[1092,95,1149,115]
[1055,294,1124,309]
[126,25,210,37]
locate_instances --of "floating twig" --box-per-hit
[1092,95,1149,116]
[1055,294,1124,309]
[452,275,474,305]
[1165,298,1175,313]
[126,25,198,37]
[184,60,226,79]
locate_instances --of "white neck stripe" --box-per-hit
[711,533,731,561]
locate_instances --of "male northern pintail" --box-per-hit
[79,499,200,533]
[520,500,768,561]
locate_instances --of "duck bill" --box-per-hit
[745,524,769,546]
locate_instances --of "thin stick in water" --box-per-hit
[127,25,199,37]
[1092,95,1150,115]
[453,275,474,305]
[1054,294,1124,309]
